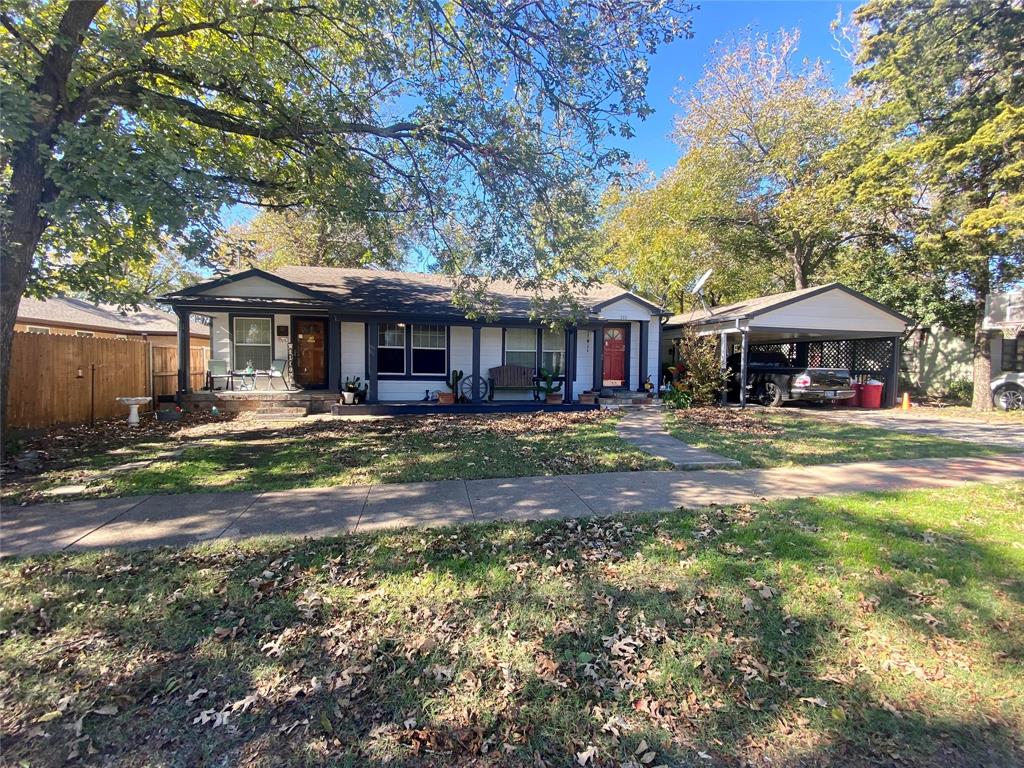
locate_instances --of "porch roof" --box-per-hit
[163,266,665,323]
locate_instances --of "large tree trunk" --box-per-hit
[0,0,106,438]
[970,306,993,411]
[1,146,50,436]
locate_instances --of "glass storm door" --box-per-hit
[293,318,327,388]
[602,326,626,386]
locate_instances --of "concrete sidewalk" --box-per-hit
[3,454,1022,557]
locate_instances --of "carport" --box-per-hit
[662,283,910,408]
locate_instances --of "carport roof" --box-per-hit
[664,282,910,333]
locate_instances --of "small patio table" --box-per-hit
[230,370,258,391]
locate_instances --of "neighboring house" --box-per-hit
[162,267,664,404]
[985,288,1024,376]
[902,325,973,397]
[16,296,210,347]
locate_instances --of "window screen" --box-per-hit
[505,328,537,369]
[542,329,564,375]
[378,323,406,374]
[234,317,272,369]
[412,324,446,375]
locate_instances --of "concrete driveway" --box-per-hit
[781,407,1023,449]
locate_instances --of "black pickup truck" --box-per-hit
[727,351,856,407]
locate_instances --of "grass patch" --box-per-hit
[665,407,1013,468]
[1,482,1021,766]
[1,412,667,503]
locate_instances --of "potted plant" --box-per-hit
[578,389,597,405]
[438,369,462,405]
[643,375,655,398]
[341,376,365,405]
[539,368,563,405]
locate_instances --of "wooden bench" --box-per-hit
[488,364,539,400]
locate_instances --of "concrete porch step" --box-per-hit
[251,406,309,418]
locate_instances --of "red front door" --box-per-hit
[602,326,626,386]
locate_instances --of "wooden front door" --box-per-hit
[293,318,326,388]
[602,326,627,386]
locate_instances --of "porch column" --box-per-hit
[885,335,902,408]
[328,314,342,391]
[564,327,576,402]
[471,325,482,402]
[175,307,191,396]
[739,330,749,409]
[719,331,729,406]
[367,320,379,403]
[593,326,604,392]
[637,320,649,392]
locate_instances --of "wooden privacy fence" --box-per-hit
[4,332,209,429]
[152,345,209,397]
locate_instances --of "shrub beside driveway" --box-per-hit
[1,482,1021,767]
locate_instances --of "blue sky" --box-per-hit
[620,0,855,174]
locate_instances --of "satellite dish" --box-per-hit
[690,268,713,294]
[689,268,713,312]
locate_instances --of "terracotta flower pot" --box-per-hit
[437,391,456,405]
[546,393,563,405]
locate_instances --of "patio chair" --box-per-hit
[208,359,230,390]
[268,358,289,390]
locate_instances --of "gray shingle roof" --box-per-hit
[168,266,663,321]
[663,283,908,328]
[17,297,210,336]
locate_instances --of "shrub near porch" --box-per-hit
[1,412,669,502]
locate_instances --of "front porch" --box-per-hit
[166,267,665,409]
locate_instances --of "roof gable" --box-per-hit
[170,268,330,301]
[665,283,909,329]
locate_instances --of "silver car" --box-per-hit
[991,372,1023,411]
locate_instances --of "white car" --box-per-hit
[991,372,1023,411]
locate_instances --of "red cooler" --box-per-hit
[848,382,863,407]
[861,381,884,409]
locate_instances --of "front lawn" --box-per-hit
[1,482,1021,767]
[665,407,1013,468]
[1,412,668,503]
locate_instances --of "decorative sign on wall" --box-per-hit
[276,325,288,337]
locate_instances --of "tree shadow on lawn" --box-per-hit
[1,486,1022,767]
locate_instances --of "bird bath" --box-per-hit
[116,396,152,425]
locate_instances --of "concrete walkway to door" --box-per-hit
[615,408,740,469]
[3,454,1022,557]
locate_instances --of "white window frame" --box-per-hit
[233,316,273,370]
[411,324,446,375]
[76,330,95,338]
[378,322,406,375]
[541,329,565,376]
[25,326,50,334]
[505,328,537,370]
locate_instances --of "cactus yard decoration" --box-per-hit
[438,369,463,405]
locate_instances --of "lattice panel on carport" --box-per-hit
[749,338,895,380]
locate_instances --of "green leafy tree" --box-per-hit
[601,28,864,310]
[217,208,404,272]
[0,0,693,419]
[848,0,1024,409]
